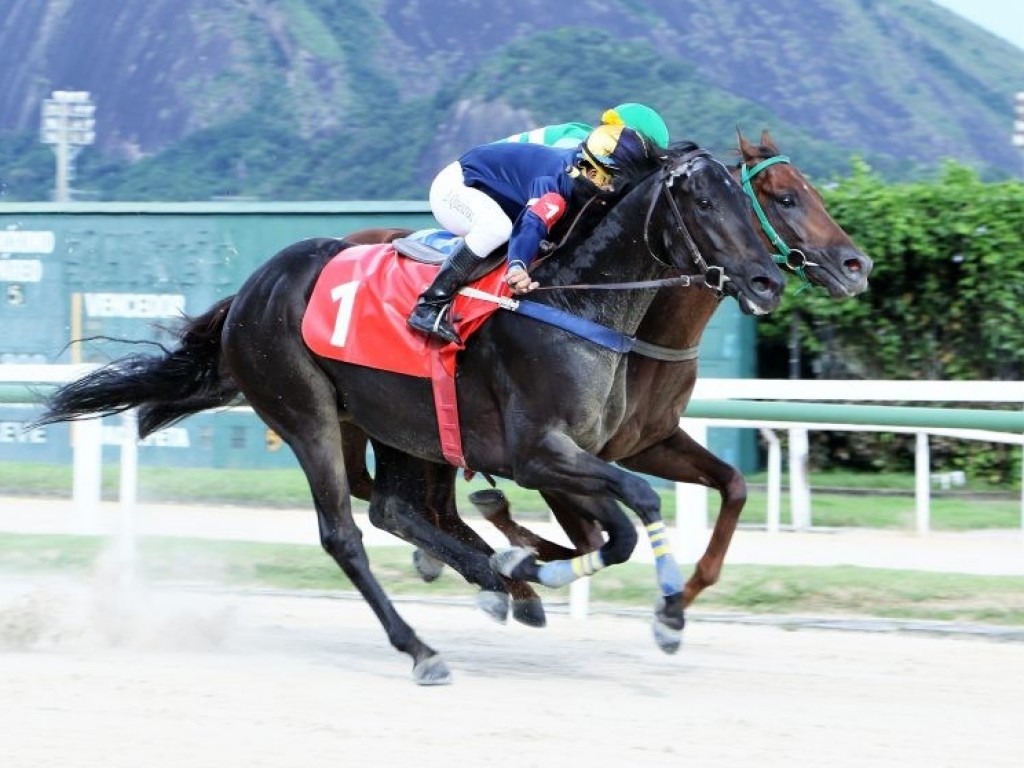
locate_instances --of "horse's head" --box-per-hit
[639,142,786,316]
[737,129,873,298]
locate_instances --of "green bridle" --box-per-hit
[740,155,815,292]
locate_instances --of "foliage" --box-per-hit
[758,160,1024,482]
[0,130,60,201]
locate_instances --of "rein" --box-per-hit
[529,274,709,292]
[740,154,816,292]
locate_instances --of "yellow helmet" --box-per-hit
[578,123,652,175]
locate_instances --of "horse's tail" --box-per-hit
[34,295,240,439]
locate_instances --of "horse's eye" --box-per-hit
[696,197,713,210]
[778,194,797,208]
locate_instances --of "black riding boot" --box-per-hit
[407,241,487,345]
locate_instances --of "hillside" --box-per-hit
[1,0,1023,201]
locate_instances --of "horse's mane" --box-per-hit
[607,139,701,197]
[546,139,709,258]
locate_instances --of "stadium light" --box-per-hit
[39,90,96,202]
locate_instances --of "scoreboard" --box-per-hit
[0,202,757,471]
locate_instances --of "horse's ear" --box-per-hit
[736,126,756,161]
[760,129,780,155]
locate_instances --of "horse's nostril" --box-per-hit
[752,276,777,295]
[845,258,863,274]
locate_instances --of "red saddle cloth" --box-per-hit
[301,242,511,467]
[302,242,508,373]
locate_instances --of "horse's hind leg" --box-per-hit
[228,371,449,683]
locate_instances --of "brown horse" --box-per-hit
[342,130,872,628]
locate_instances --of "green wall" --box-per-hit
[0,202,755,471]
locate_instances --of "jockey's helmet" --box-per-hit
[578,124,653,187]
[603,103,670,149]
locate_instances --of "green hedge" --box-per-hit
[758,161,1024,484]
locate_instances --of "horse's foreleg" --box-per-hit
[428,487,547,628]
[492,432,685,653]
[366,442,548,627]
[470,488,585,561]
[619,428,746,607]
[493,430,661,585]
[492,491,637,588]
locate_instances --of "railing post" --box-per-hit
[568,579,589,620]
[71,418,103,533]
[788,427,812,530]
[760,428,782,533]
[117,409,139,584]
[676,420,710,560]
[915,431,931,535]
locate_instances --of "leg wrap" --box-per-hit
[646,521,684,596]
[537,550,605,588]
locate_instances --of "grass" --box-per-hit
[1,532,1022,627]
[1,462,1019,531]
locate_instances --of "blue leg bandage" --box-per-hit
[646,521,684,595]
[537,550,605,588]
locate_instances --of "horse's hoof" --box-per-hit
[412,549,445,583]
[475,589,510,624]
[468,488,509,520]
[413,653,453,686]
[490,547,534,579]
[653,595,685,654]
[653,617,682,654]
[511,597,546,628]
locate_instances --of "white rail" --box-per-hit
[2,366,1021,539]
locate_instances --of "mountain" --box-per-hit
[1,0,1023,201]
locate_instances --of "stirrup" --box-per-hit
[408,303,461,345]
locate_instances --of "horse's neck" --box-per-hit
[536,189,675,336]
[636,287,719,348]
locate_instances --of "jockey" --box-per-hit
[407,123,656,346]
[502,102,670,150]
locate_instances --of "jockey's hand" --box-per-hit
[505,266,539,294]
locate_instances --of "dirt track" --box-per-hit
[1,576,1022,768]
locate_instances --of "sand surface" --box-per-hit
[1,574,1021,768]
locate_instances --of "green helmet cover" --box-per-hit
[605,103,670,148]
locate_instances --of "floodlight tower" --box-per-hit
[39,90,96,202]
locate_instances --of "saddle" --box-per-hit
[390,229,460,265]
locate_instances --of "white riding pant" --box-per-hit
[428,161,513,258]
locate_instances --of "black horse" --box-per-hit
[35,142,784,684]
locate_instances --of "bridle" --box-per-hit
[535,149,819,297]
[740,154,816,292]
[642,148,729,293]
[531,150,729,293]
